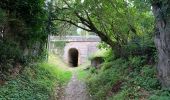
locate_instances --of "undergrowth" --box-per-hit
[0,62,71,100]
[85,52,165,100]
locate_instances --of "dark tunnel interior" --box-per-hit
[68,48,79,67]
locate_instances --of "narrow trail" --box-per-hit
[60,72,91,100]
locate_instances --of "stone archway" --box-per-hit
[68,48,79,67]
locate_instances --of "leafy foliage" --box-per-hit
[0,0,50,76]
[149,90,170,100]
[54,0,154,58]
[86,58,127,99]
[0,62,71,100]
[0,40,23,80]
[52,41,67,56]
[85,49,160,99]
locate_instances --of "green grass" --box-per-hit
[76,61,91,80]
[85,56,162,100]
[0,55,72,100]
[77,69,89,80]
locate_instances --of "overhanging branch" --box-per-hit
[53,18,92,32]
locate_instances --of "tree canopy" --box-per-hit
[53,0,154,57]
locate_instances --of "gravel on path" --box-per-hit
[61,73,91,100]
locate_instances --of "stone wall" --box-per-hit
[63,42,99,65]
[49,35,100,66]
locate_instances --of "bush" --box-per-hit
[149,90,170,100]
[0,40,22,61]
[0,40,23,79]
[85,55,161,100]
[86,59,127,100]
[0,62,71,100]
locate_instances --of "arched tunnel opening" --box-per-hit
[68,48,79,67]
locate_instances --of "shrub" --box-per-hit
[0,62,72,100]
[86,59,127,100]
[85,55,161,100]
[149,90,170,100]
[0,40,23,80]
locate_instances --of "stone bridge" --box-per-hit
[49,35,101,67]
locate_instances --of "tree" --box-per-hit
[0,0,48,76]
[0,0,48,57]
[151,0,170,88]
[54,0,153,57]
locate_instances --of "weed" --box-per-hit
[0,61,71,100]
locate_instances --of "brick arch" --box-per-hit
[63,43,81,66]
[63,42,98,66]
[50,35,100,66]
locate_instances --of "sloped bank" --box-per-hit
[0,62,71,100]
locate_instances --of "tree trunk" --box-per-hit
[152,1,170,88]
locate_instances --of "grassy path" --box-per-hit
[48,54,91,100]
[60,72,91,100]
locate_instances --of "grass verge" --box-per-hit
[0,57,72,100]
[85,56,165,100]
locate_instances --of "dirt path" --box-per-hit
[60,72,91,100]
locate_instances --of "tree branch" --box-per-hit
[74,10,115,47]
[59,0,115,47]
[53,18,92,32]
